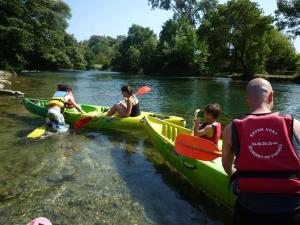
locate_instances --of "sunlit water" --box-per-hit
[1,71,300,225]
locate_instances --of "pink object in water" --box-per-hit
[27,217,52,225]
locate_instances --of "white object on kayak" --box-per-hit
[27,217,52,225]
[52,123,69,133]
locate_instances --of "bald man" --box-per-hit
[222,78,300,225]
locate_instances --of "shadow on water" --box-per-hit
[102,129,232,225]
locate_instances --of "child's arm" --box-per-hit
[193,120,213,137]
[66,94,85,113]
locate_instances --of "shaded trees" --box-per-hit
[265,29,298,74]
[112,25,157,73]
[0,0,87,71]
[157,19,208,75]
[198,0,273,79]
[0,0,33,70]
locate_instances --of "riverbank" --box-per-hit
[226,73,300,83]
[0,70,24,96]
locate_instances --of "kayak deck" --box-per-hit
[144,115,236,209]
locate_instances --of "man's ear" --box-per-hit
[268,91,273,104]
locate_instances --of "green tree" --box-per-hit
[199,0,272,79]
[0,0,87,71]
[0,0,33,70]
[265,29,298,74]
[64,34,87,70]
[148,0,201,25]
[226,0,273,79]
[198,4,231,73]
[112,25,157,73]
[276,0,300,36]
[25,0,72,70]
[84,35,120,69]
[157,19,208,75]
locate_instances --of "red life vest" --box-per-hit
[233,112,300,194]
[201,122,221,144]
[210,122,221,144]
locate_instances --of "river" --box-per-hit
[1,71,300,225]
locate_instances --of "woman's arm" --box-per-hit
[123,98,133,117]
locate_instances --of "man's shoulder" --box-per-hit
[293,118,300,134]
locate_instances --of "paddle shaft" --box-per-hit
[191,109,201,135]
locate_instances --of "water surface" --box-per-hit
[1,71,299,225]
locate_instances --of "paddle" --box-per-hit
[175,133,222,161]
[27,125,46,139]
[74,85,151,129]
[191,108,201,135]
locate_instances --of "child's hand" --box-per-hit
[193,119,200,126]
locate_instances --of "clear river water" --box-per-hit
[1,71,300,225]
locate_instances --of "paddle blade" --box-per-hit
[74,116,93,129]
[175,133,221,161]
[135,86,151,96]
[27,125,46,139]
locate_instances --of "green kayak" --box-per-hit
[23,98,186,129]
[144,115,236,209]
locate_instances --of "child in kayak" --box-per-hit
[193,103,221,144]
[46,84,84,132]
[107,85,141,118]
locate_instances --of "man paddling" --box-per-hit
[222,78,300,225]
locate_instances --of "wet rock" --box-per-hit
[0,70,16,77]
[0,89,24,96]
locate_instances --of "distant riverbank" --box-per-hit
[5,68,300,84]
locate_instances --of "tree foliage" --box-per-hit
[112,25,157,73]
[148,0,201,25]
[265,29,298,74]
[198,0,274,79]
[82,35,122,69]
[0,0,86,71]
[276,0,300,36]
[0,0,299,78]
[148,0,218,25]
[225,0,273,79]
[157,19,208,74]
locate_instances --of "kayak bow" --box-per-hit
[144,115,236,209]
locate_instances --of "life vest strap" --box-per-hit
[231,170,300,182]
[229,170,300,190]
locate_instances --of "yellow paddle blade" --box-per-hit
[27,125,46,139]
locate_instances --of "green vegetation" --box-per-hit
[1,0,300,80]
[112,25,157,73]
[276,0,300,36]
[0,0,86,71]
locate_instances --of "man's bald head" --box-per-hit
[246,78,273,110]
